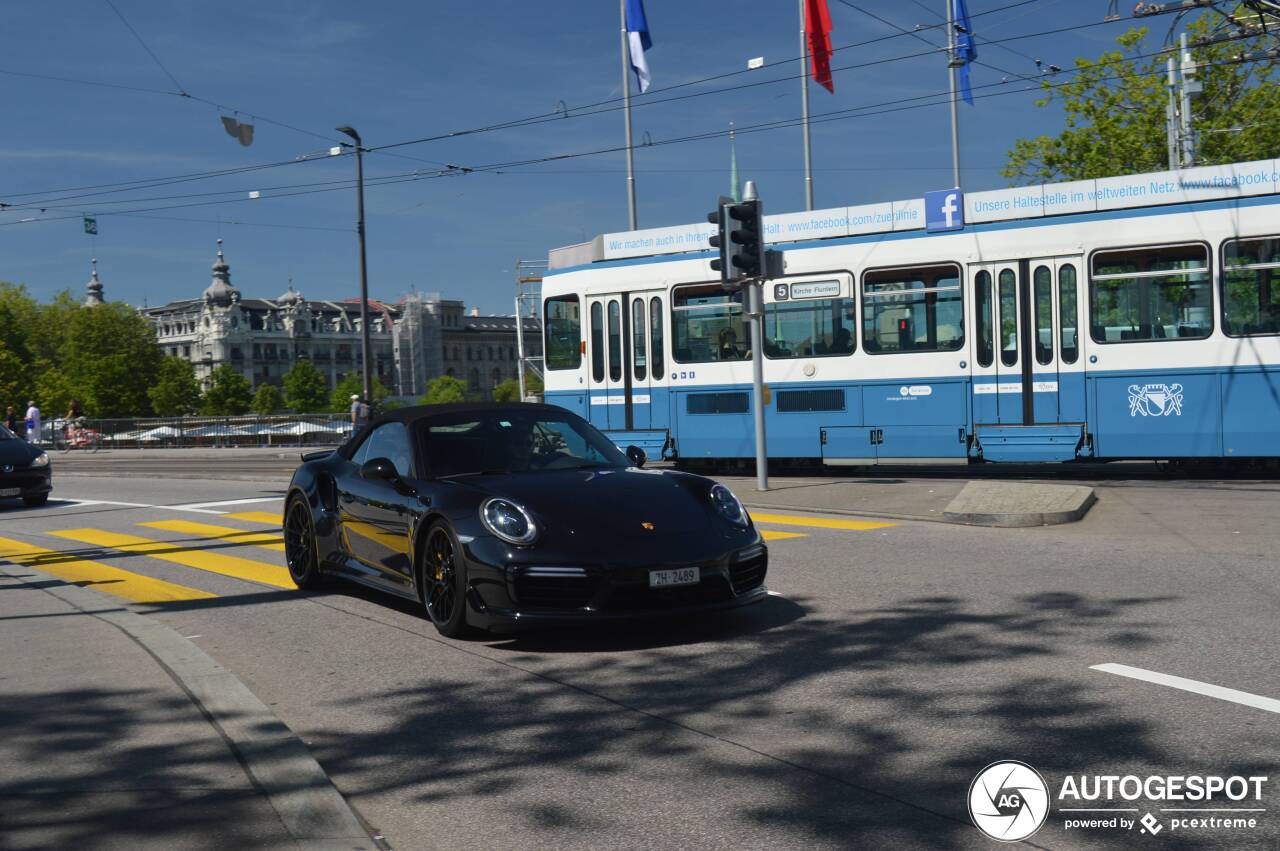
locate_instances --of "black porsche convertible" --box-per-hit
[283,403,768,636]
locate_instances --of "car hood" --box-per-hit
[454,467,720,541]
[0,439,39,467]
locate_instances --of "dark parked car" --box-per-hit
[283,403,768,636]
[0,425,51,507]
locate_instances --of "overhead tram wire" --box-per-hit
[1,0,1201,205]
[831,0,1044,83]
[5,40,1273,229]
[7,6,1253,221]
[103,0,189,95]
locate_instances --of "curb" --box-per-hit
[941,482,1098,527]
[0,562,383,851]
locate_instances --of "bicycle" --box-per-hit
[62,421,103,453]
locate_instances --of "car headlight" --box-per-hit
[709,484,748,527]
[28,453,49,468]
[480,498,538,546]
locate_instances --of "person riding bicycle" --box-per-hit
[64,399,85,444]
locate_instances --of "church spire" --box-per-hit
[84,258,104,306]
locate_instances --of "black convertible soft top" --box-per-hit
[341,402,579,457]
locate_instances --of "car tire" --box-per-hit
[418,522,473,638]
[22,493,48,508]
[283,496,326,590]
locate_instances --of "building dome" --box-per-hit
[277,284,302,306]
[203,239,240,305]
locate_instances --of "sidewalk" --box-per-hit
[719,474,969,523]
[0,564,377,850]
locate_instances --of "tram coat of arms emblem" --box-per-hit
[1128,383,1184,417]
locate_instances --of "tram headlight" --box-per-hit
[709,484,749,528]
[480,498,539,546]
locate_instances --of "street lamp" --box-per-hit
[336,125,373,406]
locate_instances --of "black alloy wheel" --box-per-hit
[283,497,325,589]
[420,524,470,637]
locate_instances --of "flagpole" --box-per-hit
[621,0,638,230]
[800,0,814,211]
[947,0,962,189]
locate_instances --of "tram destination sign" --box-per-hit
[788,280,841,300]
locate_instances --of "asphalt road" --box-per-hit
[1,470,1277,849]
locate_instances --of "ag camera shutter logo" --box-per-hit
[969,761,1050,842]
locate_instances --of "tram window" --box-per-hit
[650,296,665,375]
[1060,265,1079,363]
[1222,237,1280,336]
[1034,265,1053,366]
[607,301,622,381]
[544,295,582,370]
[671,284,750,363]
[975,270,994,368]
[999,268,1018,367]
[763,297,855,359]
[590,302,604,382]
[862,264,964,354]
[1090,244,1211,343]
[632,297,647,381]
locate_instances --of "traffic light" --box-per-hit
[707,196,764,290]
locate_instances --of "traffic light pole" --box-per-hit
[743,181,768,492]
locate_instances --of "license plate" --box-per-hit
[0,488,20,497]
[649,567,699,588]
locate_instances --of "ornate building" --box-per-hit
[143,240,540,400]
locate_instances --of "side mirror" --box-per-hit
[625,445,647,468]
[360,457,399,481]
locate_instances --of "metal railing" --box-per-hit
[44,413,355,450]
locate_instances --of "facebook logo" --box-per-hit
[925,189,965,232]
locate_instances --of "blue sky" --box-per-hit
[1,1,1180,313]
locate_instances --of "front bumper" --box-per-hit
[460,537,769,633]
[0,466,51,499]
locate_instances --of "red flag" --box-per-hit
[805,0,834,92]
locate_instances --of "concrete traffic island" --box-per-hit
[943,480,1097,527]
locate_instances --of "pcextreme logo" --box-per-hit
[968,762,1269,843]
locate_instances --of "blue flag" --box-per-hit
[625,0,653,93]
[953,0,977,105]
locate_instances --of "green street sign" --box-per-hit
[83,216,97,235]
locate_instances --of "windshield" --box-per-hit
[421,410,628,477]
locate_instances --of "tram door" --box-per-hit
[971,257,1083,425]
[586,292,665,431]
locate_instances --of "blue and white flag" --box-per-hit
[953,0,977,105]
[626,0,654,93]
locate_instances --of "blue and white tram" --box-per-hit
[540,160,1280,465]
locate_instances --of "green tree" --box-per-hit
[419,375,466,405]
[58,301,162,417]
[148,357,201,416]
[201,364,253,415]
[0,283,39,406]
[329,372,390,413]
[282,360,328,413]
[1004,16,1280,184]
[492,378,521,402]
[252,383,284,415]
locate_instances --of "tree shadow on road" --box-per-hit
[291,589,1265,849]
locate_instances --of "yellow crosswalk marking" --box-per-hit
[750,512,896,531]
[0,536,215,604]
[49,529,294,590]
[761,530,807,541]
[139,520,285,552]
[224,511,282,526]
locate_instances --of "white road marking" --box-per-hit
[54,499,259,515]
[169,497,282,510]
[1091,663,1280,715]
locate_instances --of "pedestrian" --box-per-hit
[24,400,41,445]
[4,405,24,438]
[64,398,85,445]
[350,393,370,431]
